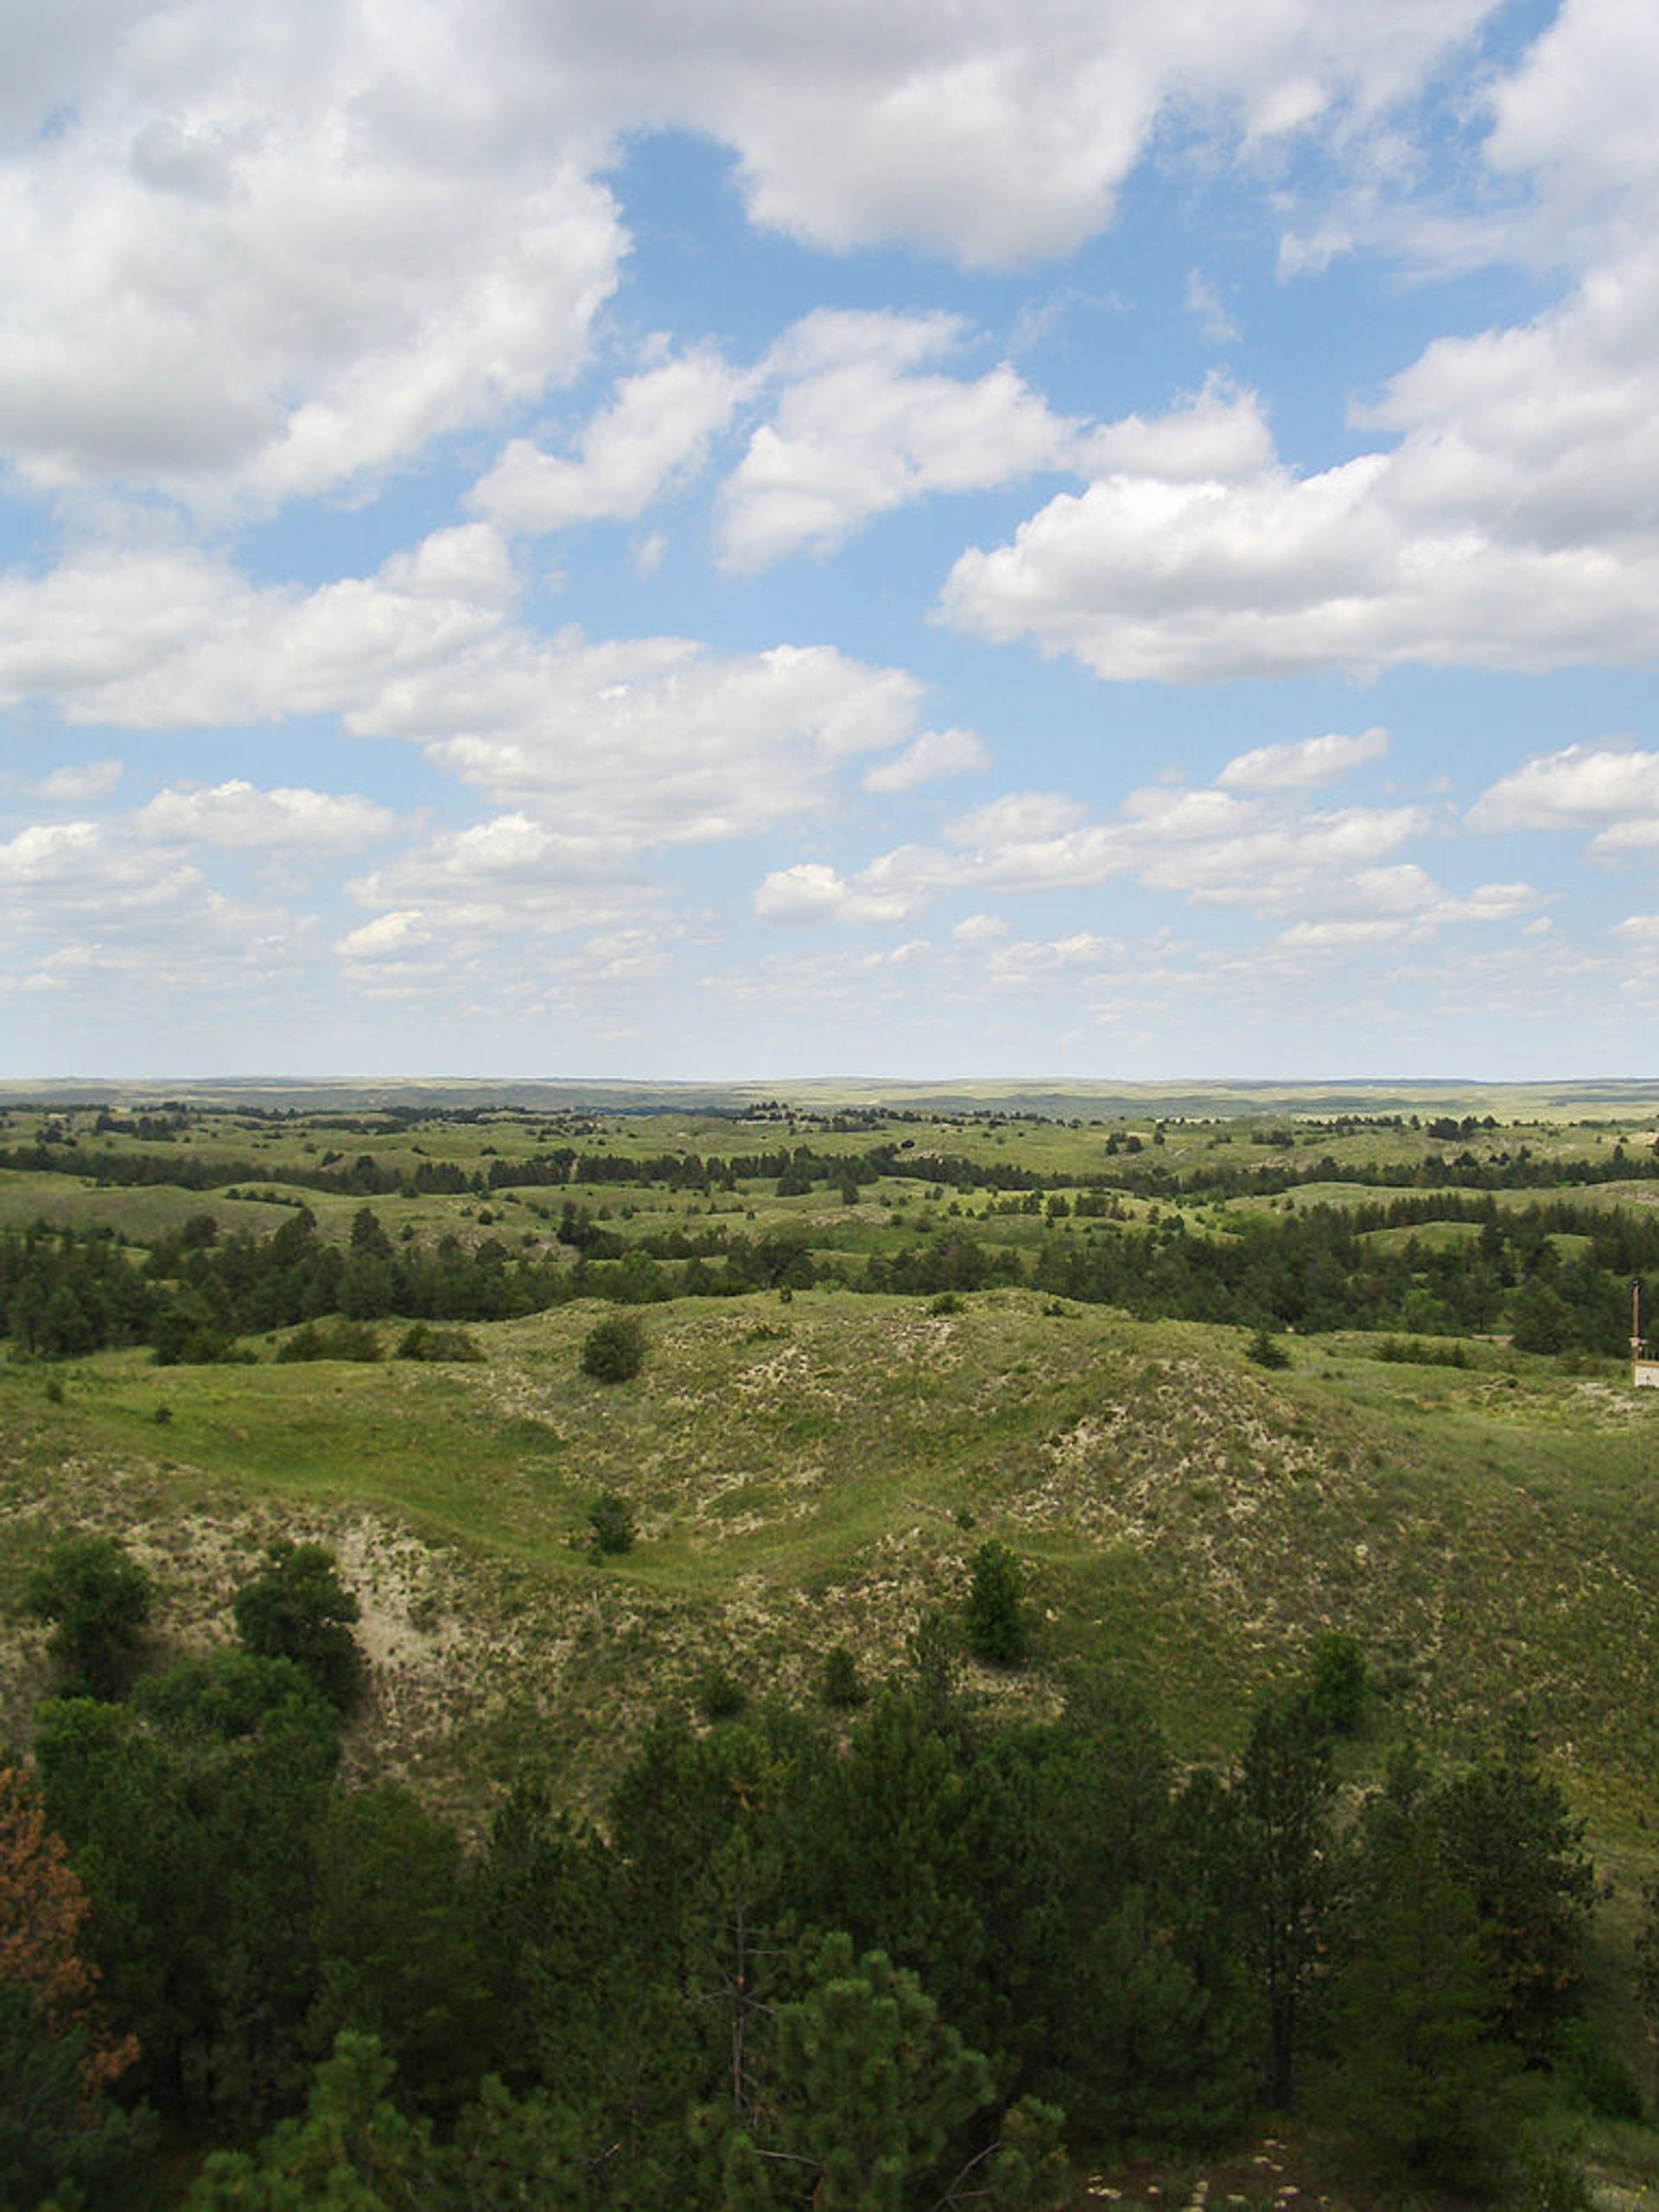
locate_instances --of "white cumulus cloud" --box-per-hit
[1220,728,1389,791]
[0,10,623,508]
[471,351,745,532]
[1467,744,1659,858]
[33,760,124,803]
[719,310,1078,570]
[136,780,398,853]
[862,728,990,794]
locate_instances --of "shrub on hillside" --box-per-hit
[25,1534,153,1700]
[820,1644,866,1709]
[963,1541,1028,1668]
[581,1313,645,1383]
[588,1491,636,1557]
[232,1540,363,1710]
[1306,1630,1367,1737]
[276,1320,383,1363]
[1245,1329,1290,1370]
[698,1665,747,1722]
[395,1323,485,1363]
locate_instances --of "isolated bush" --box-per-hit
[581,1313,645,1383]
[820,1645,866,1710]
[275,1320,383,1363]
[232,1541,362,1710]
[395,1322,484,1363]
[25,1534,153,1700]
[588,1492,636,1557]
[1306,1630,1367,1737]
[963,1540,1027,1667]
[1377,1337,1470,1369]
[698,1666,746,1722]
[1246,1328,1290,1370]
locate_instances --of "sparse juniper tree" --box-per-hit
[1245,1328,1290,1370]
[963,1541,1028,1667]
[25,1534,153,1700]
[906,1609,969,1740]
[820,1645,865,1710]
[1306,1630,1366,1738]
[232,1540,363,1710]
[581,1313,645,1383]
[588,1491,636,1556]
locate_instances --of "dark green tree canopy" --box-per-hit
[963,1541,1028,1668]
[581,1312,645,1383]
[232,1541,363,1710]
[25,1533,153,1700]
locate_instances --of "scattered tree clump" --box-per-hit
[581,1312,645,1382]
[25,1535,153,1701]
[275,1319,384,1363]
[232,1541,363,1711]
[395,1322,485,1363]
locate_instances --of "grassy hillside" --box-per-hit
[7,1287,1659,1837]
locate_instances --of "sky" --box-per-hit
[3,0,1659,1084]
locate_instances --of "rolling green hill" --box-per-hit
[7,1288,1658,1834]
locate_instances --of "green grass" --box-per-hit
[8,1282,1659,1834]
[5,1087,1659,1839]
[9,1086,1659,2194]
[0,1170,298,1240]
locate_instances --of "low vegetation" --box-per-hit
[5,1080,1659,2209]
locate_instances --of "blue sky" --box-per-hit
[3,0,1658,1082]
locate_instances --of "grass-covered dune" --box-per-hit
[6,1288,1658,1836]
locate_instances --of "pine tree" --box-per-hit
[963,1542,1027,1667]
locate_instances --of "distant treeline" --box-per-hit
[2,1187,1649,1360]
[7,1127,1659,1207]
[0,1141,481,1198]
[0,1207,818,1361]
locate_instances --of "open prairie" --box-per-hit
[11,1082,1659,2210]
[6,1081,1659,1824]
